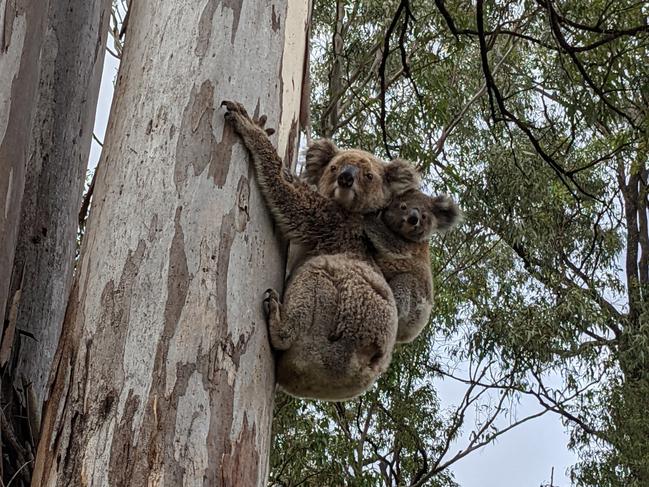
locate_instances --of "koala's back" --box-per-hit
[375,240,432,285]
[369,227,434,343]
[276,253,397,401]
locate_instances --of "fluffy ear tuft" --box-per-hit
[304,139,339,185]
[431,195,461,231]
[384,159,421,195]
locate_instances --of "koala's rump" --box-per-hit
[276,254,398,401]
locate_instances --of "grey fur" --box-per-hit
[366,189,460,342]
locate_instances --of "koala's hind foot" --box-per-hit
[222,100,275,137]
[263,288,292,351]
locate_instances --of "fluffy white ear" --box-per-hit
[431,194,461,231]
[384,159,421,195]
[304,139,339,185]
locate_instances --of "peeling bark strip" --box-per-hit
[32,1,310,486]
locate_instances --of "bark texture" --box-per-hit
[32,0,310,485]
[7,0,110,439]
[0,0,47,348]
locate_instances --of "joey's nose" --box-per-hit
[407,210,420,226]
[337,166,357,188]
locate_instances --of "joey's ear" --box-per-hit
[304,139,339,185]
[430,195,461,232]
[384,159,421,195]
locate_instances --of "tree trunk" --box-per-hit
[1,2,51,482]
[5,0,110,451]
[32,0,310,485]
[0,0,47,358]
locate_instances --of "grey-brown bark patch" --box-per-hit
[85,240,147,412]
[271,4,280,32]
[284,117,298,168]
[200,335,250,485]
[221,415,259,487]
[45,238,146,484]
[195,0,216,59]
[126,207,191,485]
[203,367,234,487]
[147,214,158,242]
[209,121,235,188]
[107,390,141,486]
[214,209,237,330]
[277,47,284,122]
[222,0,243,44]
[1,0,16,52]
[175,81,217,194]
[165,207,190,334]
[235,175,250,232]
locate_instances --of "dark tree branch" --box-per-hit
[475,0,600,201]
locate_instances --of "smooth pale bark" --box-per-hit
[33,0,310,485]
[0,0,47,353]
[6,0,110,441]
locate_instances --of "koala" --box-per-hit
[222,101,418,401]
[364,188,460,343]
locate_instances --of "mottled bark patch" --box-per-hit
[128,207,192,484]
[215,209,236,329]
[195,0,217,59]
[209,122,236,188]
[165,207,190,337]
[271,4,280,32]
[176,80,236,192]
[196,0,242,51]
[235,175,250,232]
[284,117,298,167]
[201,333,252,486]
[1,0,17,52]
[222,0,243,44]
[175,81,216,193]
[107,390,141,486]
[221,415,260,487]
[147,213,159,242]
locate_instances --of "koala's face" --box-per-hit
[383,190,460,242]
[317,150,389,212]
[304,140,421,213]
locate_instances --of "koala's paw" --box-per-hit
[221,100,275,136]
[262,288,281,321]
[263,288,293,350]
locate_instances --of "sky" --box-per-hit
[90,35,578,487]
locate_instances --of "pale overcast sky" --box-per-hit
[90,39,577,487]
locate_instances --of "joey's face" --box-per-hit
[317,149,389,212]
[383,190,460,242]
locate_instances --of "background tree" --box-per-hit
[31,0,311,485]
[0,0,110,484]
[270,1,648,486]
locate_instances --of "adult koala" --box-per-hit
[222,101,418,401]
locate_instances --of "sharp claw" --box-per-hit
[265,128,275,136]
[258,115,267,126]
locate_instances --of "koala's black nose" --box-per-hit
[337,165,357,188]
[407,209,420,226]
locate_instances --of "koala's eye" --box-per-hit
[421,214,427,220]
[400,203,407,210]
[365,172,374,180]
[330,165,337,172]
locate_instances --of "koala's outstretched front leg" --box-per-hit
[222,101,345,245]
[263,288,294,351]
